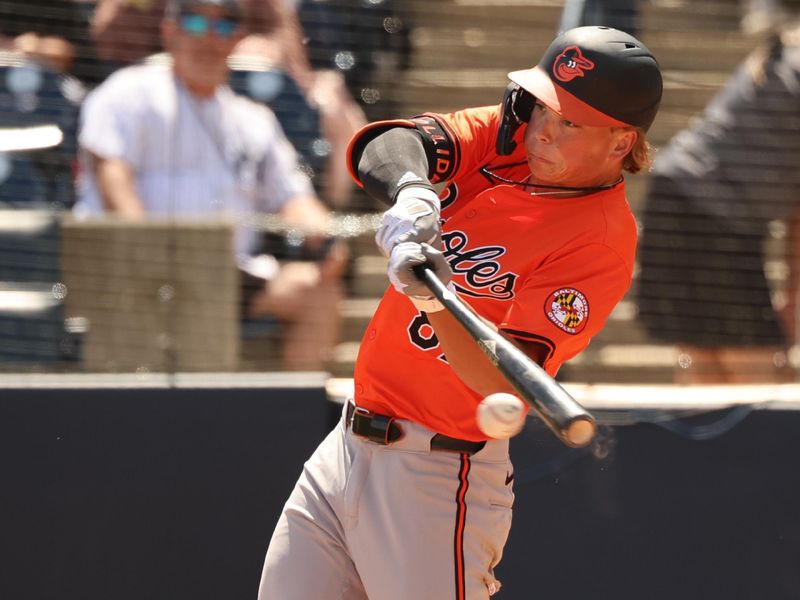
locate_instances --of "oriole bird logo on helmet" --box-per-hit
[552,46,596,82]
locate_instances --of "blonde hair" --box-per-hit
[622,128,652,174]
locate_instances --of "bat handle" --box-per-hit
[414,264,445,292]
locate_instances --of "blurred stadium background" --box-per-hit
[2,2,800,599]
[0,0,798,384]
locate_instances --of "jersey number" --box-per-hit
[407,314,448,362]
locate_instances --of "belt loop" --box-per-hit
[368,414,397,445]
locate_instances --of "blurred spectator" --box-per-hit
[741,0,787,34]
[0,1,91,209]
[90,0,367,208]
[91,0,300,79]
[294,0,411,118]
[577,0,800,38]
[0,55,83,208]
[74,0,347,371]
[636,21,800,383]
[0,0,103,85]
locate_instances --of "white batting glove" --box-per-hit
[375,186,441,258]
[388,242,454,312]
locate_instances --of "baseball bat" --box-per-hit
[415,266,596,448]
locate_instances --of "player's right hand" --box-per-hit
[388,241,452,300]
[375,186,441,258]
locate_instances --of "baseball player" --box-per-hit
[259,26,662,599]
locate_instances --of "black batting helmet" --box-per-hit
[511,25,663,130]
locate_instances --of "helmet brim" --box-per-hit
[508,66,630,129]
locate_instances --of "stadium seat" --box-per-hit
[0,53,84,208]
[0,208,82,366]
[0,285,75,363]
[0,207,60,282]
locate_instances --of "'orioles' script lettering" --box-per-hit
[406,230,517,354]
[442,230,517,300]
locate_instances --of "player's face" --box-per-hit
[523,102,636,189]
[162,6,244,96]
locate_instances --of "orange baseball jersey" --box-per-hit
[348,104,637,441]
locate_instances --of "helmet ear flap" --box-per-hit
[512,87,535,124]
[496,83,536,155]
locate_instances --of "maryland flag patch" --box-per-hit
[544,288,589,335]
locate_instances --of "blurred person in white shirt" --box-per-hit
[75,0,347,371]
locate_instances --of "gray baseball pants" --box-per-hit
[259,401,514,599]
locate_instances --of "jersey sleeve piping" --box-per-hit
[499,328,556,362]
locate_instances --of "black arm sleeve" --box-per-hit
[355,127,436,207]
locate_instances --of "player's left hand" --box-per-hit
[375,186,441,258]
[388,241,452,300]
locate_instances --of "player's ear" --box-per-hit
[609,128,637,160]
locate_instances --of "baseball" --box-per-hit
[476,393,526,439]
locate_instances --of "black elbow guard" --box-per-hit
[350,115,458,205]
[357,128,434,205]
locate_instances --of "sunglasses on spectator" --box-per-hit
[179,13,239,38]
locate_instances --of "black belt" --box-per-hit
[346,402,486,455]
